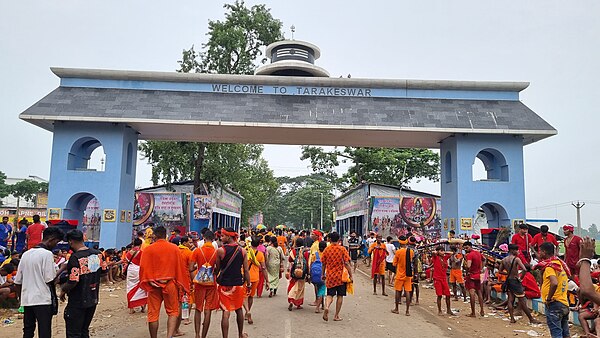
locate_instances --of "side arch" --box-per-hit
[67,137,105,171]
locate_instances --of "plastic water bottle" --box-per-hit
[181,294,189,320]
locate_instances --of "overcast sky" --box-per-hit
[2,0,599,228]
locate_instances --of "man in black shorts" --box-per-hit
[500,244,540,324]
[321,232,353,322]
[348,232,360,272]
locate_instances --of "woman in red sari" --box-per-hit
[125,238,148,313]
[287,238,310,311]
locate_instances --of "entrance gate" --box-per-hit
[19,40,556,248]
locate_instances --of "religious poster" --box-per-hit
[449,218,456,230]
[82,198,101,242]
[103,209,116,222]
[443,218,448,230]
[370,197,401,238]
[336,188,367,219]
[48,208,61,221]
[193,195,212,220]
[133,192,186,230]
[36,192,48,209]
[473,208,488,236]
[400,197,437,227]
[512,219,525,231]
[120,210,126,222]
[126,210,132,223]
[461,217,473,230]
[133,192,154,225]
[213,188,242,217]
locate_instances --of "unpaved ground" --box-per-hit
[1,262,586,337]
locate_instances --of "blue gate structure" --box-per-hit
[19,40,556,248]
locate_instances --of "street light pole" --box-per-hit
[320,192,324,231]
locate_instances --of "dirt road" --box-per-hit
[1,263,584,337]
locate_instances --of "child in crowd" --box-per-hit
[0,263,16,301]
[314,241,327,314]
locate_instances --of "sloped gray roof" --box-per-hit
[19,68,556,148]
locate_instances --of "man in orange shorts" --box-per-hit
[392,236,414,316]
[216,228,251,338]
[368,234,388,296]
[449,246,467,302]
[139,226,189,338]
[244,236,265,325]
[190,230,219,338]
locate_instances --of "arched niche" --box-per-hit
[472,148,509,182]
[444,151,452,183]
[67,137,105,171]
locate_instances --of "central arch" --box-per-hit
[64,192,100,242]
[478,202,510,229]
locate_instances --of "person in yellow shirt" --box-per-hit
[141,225,154,250]
[308,230,323,306]
[244,236,266,325]
[537,242,569,338]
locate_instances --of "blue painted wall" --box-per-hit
[48,122,138,248]
[440,134,525,236]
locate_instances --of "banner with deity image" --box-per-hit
[395,196,442,242]
[370,197,401,238]
[193,195,212,220]
[133,192,187,228]
[82,198,101,242]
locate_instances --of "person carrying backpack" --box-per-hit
[190,230,218,338]
[287,238,309,311]
[310,241,328,313]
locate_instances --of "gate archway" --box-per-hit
[19,40,556,247]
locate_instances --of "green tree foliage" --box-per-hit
[588,223,599,240]
[301,146,440,190]
[178,1,283,75]
[263,174,334,231]
[11,179,44,203]
[0,171,10,205]
[139,1,283,226]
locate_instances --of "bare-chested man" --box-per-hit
[500,244,540,324]
[449,246,467,302]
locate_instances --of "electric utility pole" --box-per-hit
[572,201,585,237]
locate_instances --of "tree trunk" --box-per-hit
[15,197,20,226]
[193,143,207,194]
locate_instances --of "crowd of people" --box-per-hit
[3,215,600,338]
[122,225,356,338]
[350,223,600,338]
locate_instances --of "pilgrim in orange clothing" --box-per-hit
[215,228,251,338]
[392,236,415,315]
[189,229,220,338]
[139,226,189,338]
[277,234,288,255]
[176,235,195,330]
[368,234,388,296]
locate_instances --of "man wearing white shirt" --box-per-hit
[385,236,397,284]
[198,227,219,250]
[365,232,376,267]
[15,226,65,338]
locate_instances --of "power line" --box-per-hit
[526,201,573,210]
